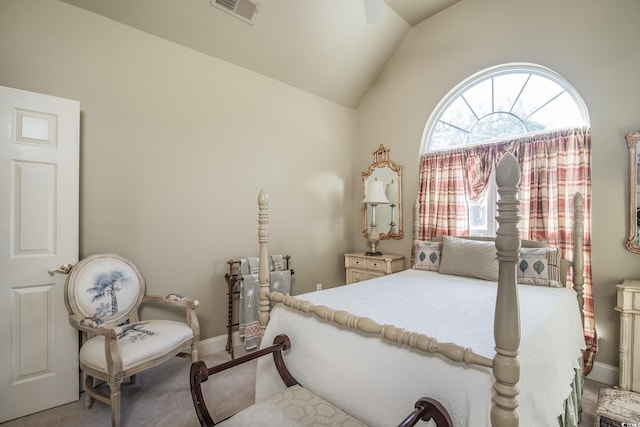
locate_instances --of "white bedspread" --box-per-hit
[255,269,586,427]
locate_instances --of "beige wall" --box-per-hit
[0,0,357,341]
[356,0,640,368]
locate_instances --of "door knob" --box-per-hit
[48,263,74,276]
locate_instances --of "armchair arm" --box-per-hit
[68,313,147,337]
[143,293,199,309]
[142,293,200,339]
[68,313,125,337]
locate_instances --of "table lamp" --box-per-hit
[363,178,389,256]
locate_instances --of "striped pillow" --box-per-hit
[517,247,562,287]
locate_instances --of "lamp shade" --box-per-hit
[386,179,398,204]
[363,179,390,204]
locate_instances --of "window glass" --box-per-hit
[422,63,589,153]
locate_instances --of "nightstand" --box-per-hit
[344,252,404,285]
[616,279,640,392]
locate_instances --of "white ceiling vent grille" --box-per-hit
[210,0,260,25]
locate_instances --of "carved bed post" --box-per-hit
[492,152,521,427]
[414,198,420,241]
[572,192,585,323]
[412,199,420,265]
[257,189,270,347]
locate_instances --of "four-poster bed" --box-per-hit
[252,153,586,427]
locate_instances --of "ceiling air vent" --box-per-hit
[210,0,260,25]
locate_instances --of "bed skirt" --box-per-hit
[560,362,584,427]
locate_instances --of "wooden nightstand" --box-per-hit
[344,253,404,285]
[616,279,640,392]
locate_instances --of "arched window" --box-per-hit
[421,63,590,236]
[421,63,589,153]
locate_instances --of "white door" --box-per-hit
[0,86,80,422]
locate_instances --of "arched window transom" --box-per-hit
[422,63,589,153]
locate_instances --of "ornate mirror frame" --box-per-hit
[626,130,640,253]
[362,145,403,241]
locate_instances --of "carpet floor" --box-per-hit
[1,347,607,426]
[1,349,255,427]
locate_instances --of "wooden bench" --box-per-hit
[190,334,452,427]
[596,388,640,427]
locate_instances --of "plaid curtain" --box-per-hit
[416,148,469,240]
[417,126,597,374]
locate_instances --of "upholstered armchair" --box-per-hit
[63,253,200,427]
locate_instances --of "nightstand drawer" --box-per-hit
[344,252,404,285]
[366,259,386,271]
[347,257,366,268]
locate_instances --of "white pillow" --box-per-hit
[439,236,499,281]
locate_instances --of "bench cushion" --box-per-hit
[218,385,366,426]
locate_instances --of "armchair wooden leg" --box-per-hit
[110,382,121,427]
[84,375,94,410]
[191,343,198,362]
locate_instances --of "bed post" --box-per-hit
[492,152,521,427]
[257,189,270,347]
[412,199,420,264]
[572,192,585,323]
[414,198,420,241]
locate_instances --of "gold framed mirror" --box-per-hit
[362,145,403,253]
[626,130,640,253]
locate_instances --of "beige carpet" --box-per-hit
[1,349,256,427]
[1,347,607,426]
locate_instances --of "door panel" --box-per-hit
[0,85,80,422]
[13,161,56,255]
[12,285,54,379]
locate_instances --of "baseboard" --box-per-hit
[586,361,618,385]
[198,331,241,356]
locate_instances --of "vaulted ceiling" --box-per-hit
[60,0,460,108]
